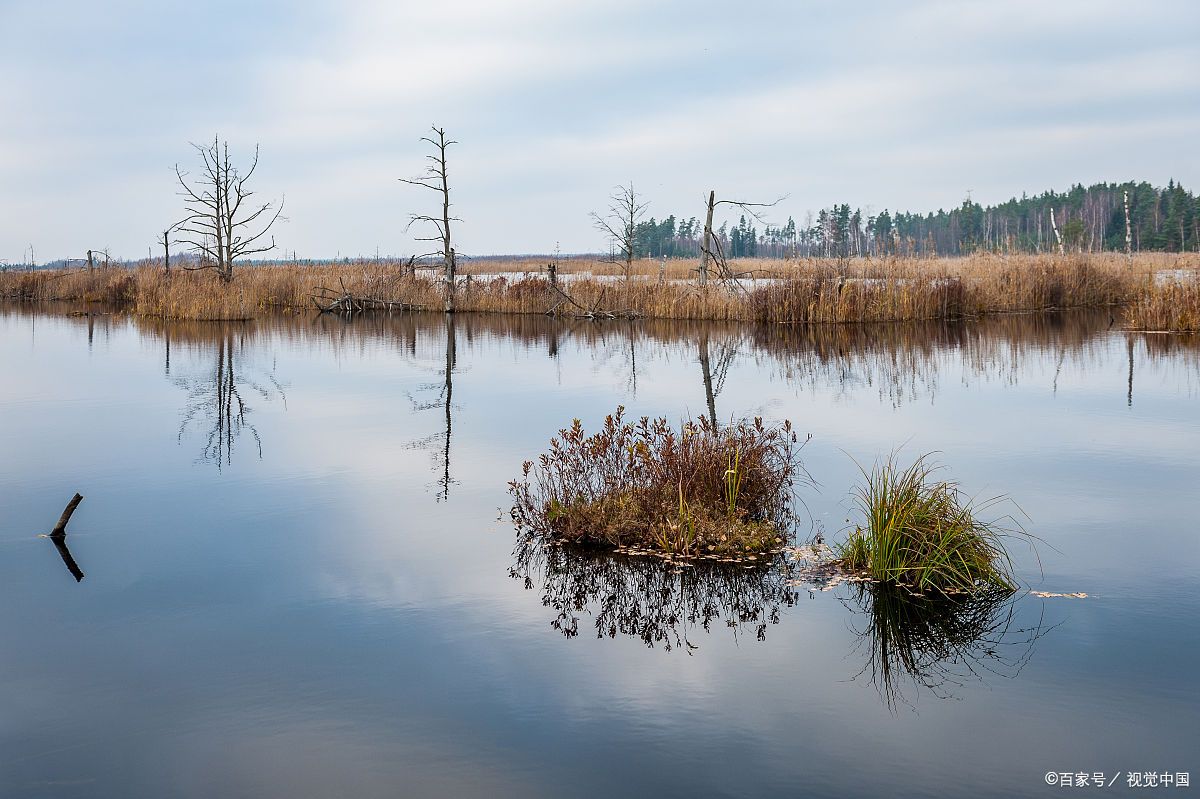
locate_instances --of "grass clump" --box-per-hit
[509,407,808,559]
[835,454,1029,594]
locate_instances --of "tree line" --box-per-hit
[627,181,1199,259]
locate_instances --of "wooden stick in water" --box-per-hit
[50,493,83,538]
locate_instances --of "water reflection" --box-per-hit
[164,323,286,469]
[50,534,85,582]
[406,316,457,500]
[7,302,1196,411]
[2,301,1199,796]
[697,330,739,426]
[843,583,1048,710]
[509,534,799,652]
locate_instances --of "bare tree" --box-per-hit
[698,190,783,286]
[174,136,284,283]
[158,226,175,275]
[400,126,459,313]
[591,183,648,283]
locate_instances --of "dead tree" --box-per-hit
[400,126,459,313]
[698,191,783,287]
[159,227,173,275]
[310,270,422,315]
[174,136,284,283]
[591,183,648,283]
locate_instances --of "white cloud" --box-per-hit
[0,0,1197,259]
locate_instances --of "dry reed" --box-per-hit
[1124,276,1200,332]
[2,253,1193,323]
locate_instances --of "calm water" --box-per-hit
[1,306,1197,798]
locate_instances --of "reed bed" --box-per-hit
[508,407,808,559]
[1124,277,1200,332]
[835,454,1032,594]
[1,252,1191,323]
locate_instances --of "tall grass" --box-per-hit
[835,454,1030,593]
[1124,277,1200,332]
[508,407,808,558]
[2,252,1186,322]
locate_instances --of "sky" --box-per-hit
[1,0,1198,262]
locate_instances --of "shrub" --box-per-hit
[508,407,809,558]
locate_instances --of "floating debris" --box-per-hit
[1030,591,1089,598]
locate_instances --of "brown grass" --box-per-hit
[1124,276,1200,332]
[2,252,1194,323]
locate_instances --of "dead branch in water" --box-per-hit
[51,493,84,537]
[43,493,85,582]
[310,274,424,315]
[545,280,641,320]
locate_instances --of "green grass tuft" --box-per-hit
[835,453,1030,593]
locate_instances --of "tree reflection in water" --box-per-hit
[509,534,800,653]
[173,327,286,469]
[842,583,1049,710]
[406,315,457,501]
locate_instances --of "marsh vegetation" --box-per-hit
[3,252,1196,329]
[835,454,1033,594]
[509,407,807,559]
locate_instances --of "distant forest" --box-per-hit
[633,181,1199,259]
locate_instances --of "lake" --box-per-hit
[1,305,1197,798]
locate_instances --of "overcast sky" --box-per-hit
[2,0,1198,261]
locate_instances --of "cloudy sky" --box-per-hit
[1,0,1198,261]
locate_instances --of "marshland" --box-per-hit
[5,0,1200,793]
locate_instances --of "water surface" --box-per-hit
[1,305,1197,797]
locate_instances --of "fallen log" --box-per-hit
[310,285,423,315]
[544,281,641,320]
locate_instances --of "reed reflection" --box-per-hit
[842,583,1048,710]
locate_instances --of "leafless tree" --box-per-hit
[698,190,783,286]
[158,223,180,275]
[591,183,648,283]
[174,136,284,283]
[400,126,459,313]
